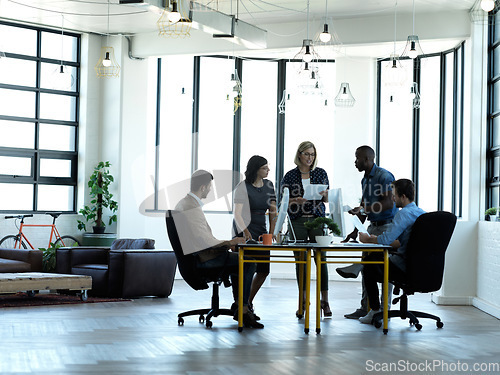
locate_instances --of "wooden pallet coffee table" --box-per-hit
[0,272,92,301]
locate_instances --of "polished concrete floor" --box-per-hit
[0,279,499,375]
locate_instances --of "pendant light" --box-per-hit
[51,15,75,90]
[481,0,495,12]
[227,68,242,114]
[278,90,287,114]
[410,82,420,109]
[168,1,181,23]
[158,0,192,38]
[334,82,356,107]
[401,0,423,59]
[319,0,331,43]
[95,0,120,78]
[294,0,319,65]
[385,1,405,87]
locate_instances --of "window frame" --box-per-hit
[151,56,335,213]
[376,42,465,216]
[0,20,80,214]
[487,11,500,210]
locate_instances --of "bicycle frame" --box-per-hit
[12,216,64,249]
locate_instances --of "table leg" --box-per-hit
[315,249,321,334]
[304,248,311,334]
[297,251,304,319]
[383,249,389,334]
[238,249,244,332]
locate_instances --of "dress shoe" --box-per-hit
[359,309,380,324]
[320,300,332,317]
[230,302,238,314]
[344,308,368,319]
[248,303,261,321]
[243,311,264,329]
[336,264,363,279]
[296,302,307,318]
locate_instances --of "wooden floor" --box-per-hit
[0,279,499,375]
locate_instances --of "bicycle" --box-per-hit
[0,213,80,249]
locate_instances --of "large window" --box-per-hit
[154,56,335,212]
[487,11,500,210]
[377,43,465,216]
[0,21,80,213]
[283,61,335,178]
[240,59,278,185]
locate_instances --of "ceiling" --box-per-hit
[0,0,478,36]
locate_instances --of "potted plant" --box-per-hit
[304,217,341,246]
[77,161,118,235]
[485,207,498,221]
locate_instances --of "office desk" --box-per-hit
[313,243,392,334]
[236,243,312,333]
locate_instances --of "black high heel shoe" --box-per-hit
[321,300,332,317]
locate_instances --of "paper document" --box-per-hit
[303,184,328,200]
[350,215,369,234]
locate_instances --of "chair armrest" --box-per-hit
[0,249,43,271]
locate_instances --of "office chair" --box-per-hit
[166,210,234,328]
[373,211,457,331]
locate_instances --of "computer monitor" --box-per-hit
[328,188,346,239]
[273,187,289,237]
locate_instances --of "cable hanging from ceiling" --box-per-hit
[94,0,120,78]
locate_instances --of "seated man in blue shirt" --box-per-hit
[357,178,426,324]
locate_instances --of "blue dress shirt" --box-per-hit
[377,202,426,271]
[361,164,397,222]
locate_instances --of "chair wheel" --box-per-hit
[296,314,303,320]
[199,315,205,323]
[415,323,422,330]
[206,320,213,328]
[374,320,382,329]
[26,290,37,298]
[178,317,184,326]
[436,321,444,328]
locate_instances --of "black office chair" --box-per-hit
[166,210,234,328]
[373,211,457,331]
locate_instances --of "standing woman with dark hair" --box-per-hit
[281,141,332,317]
[233,155,277,316]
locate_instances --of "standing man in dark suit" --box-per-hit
[337,146,397,319]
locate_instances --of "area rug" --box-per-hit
[0,292,131,308]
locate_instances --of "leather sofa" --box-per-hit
[0,249,42,273]
[56,238,177,298]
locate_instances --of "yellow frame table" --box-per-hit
[314,243,392,334]
[237,243,312,333]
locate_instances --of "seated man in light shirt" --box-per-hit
[174,169,263,329]
[356,178,426,324]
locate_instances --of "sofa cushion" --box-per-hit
[0,259,31,273]
[110,238,155,250]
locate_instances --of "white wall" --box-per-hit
[432,221,478,306]
[474,222,500,319]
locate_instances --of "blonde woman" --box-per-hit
[281,141,332,317]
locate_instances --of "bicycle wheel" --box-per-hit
[0,235,27,249]
[54,235,80,247]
